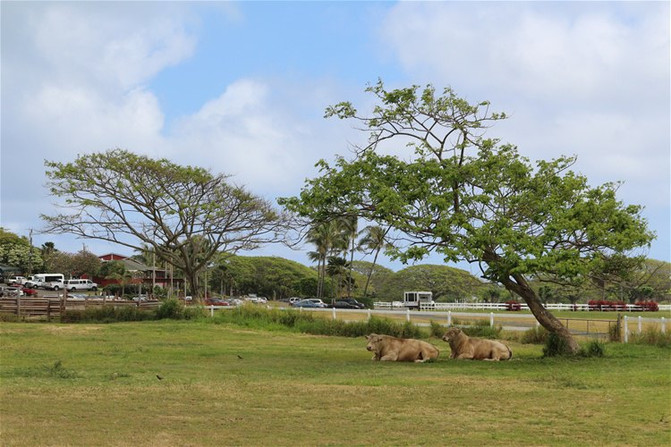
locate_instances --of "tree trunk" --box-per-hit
[363,248,381,297]
[501,273,580,355]
[185,270,200,303]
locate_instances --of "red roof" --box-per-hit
[99,253,128,261]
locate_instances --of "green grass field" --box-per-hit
[1,320,670,446]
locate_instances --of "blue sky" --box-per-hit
[1,1,669,274]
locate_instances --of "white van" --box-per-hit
[64,279,98,291]
[30,273,65,290]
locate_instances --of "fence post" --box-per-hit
[662,317,666,334]
[638,316,642,334]
[447,311,452,326]
[490,312,494,327]
[332,307,336,320]
[367,309,371,321]
[210,305,214,318]
[624,316,629,343]
[406,308,410,322]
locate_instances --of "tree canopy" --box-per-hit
[210,255,318,299]
[280,80,655,354]
[0,228,41,273]
[42,149,288,300]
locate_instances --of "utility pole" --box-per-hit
[28,229,34,275]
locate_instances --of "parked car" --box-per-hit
[6,276,27,285]
[42,281,65,291]
[0,286,22,297]
[292,299,323,308]
[64,279,98,291]
[21,287,38,297]
[330,300,360,309]
[338,298,366,309]
[205,297,230,306]
[293,298,328,308]
[23,276,41,288]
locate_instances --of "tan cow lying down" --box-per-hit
[365,333,439,362]
[442,327,512,361]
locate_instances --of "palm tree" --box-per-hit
[357,225,391,297]
[332,215,358,298]
[326,256,350,299]
[307,221,339,298]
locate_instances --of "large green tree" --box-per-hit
[211,255,318,299]
[281,81,654,354]
[42,149,287,301]
[0,228,42,273]
[374,264,487,302]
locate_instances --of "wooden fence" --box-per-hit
[0,297,161,320]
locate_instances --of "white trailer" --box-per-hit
[403,291,434,309]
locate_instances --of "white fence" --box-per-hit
[623,315,667,342]
[206,305,667,342]
[373,302,671,312]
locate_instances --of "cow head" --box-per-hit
[365,333,382,351]
[442,327,462,343]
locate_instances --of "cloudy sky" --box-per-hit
[1,1,669,272]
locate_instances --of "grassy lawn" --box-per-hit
[1,320,670,446]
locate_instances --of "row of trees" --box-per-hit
[0,229,101,277]
[305,220,391,300]
[2,225,668,305]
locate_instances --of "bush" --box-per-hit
[630,327,671,348]
[155,299,184,320]
[588,300,627,311]
[608,321,621,342]
[211,307,426,339]
[452,319,502,339]
[429,321,444,338]
[580,341,605,358]
[520,326,548,344]
[543,332,573,357]
[635,301,659,312]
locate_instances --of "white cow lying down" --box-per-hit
[365,333,440,362]
[442,327,512,361]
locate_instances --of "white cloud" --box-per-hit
[31,2,196,91]
[379,2,670,261]
[382,3,668,104]
[170,78,353,198]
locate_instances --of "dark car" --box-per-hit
[330,300,360,309]
[338,298,366,309]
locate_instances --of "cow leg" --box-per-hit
[380,353,398,361]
